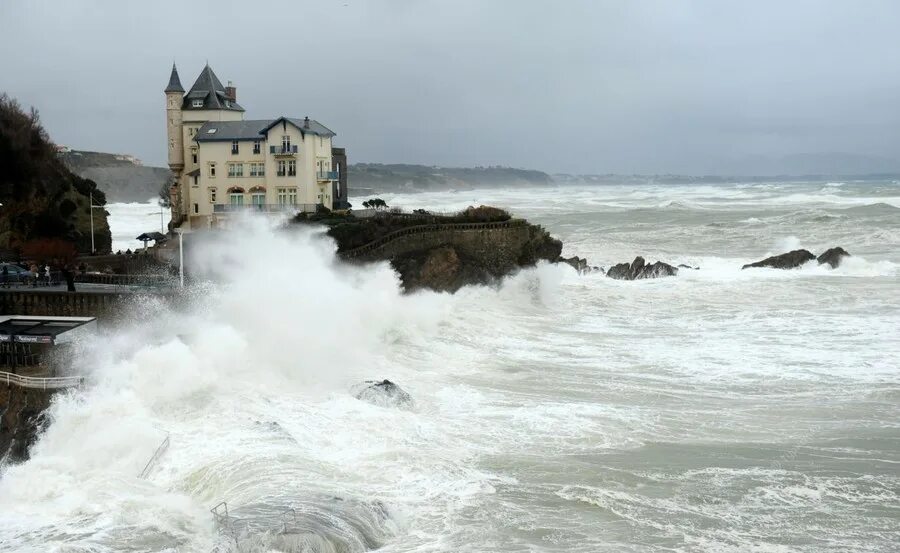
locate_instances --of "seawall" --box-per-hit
[0,289,173,320]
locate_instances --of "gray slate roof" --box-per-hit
[195,117,336,142]
[165,64,184,93]
[182,64,244,112]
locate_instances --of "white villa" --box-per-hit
[165,63,349,229]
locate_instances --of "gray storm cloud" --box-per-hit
[2,0,899,174]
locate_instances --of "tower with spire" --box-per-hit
[165,64,185,178]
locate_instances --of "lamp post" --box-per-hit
[89,192,103,254]
[175,228,184,287]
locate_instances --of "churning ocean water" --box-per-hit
[0,181,898,552]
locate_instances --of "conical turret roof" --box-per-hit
[164,63,184,93]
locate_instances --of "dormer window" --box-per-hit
[192,99,203,108]
[253,141,261,154]
[231,140,239,155]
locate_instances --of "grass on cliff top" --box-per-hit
[294,205,512,252]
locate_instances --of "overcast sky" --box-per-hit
[2,0,899,174]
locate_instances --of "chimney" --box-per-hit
[304,116,310,129]
[225,80,237,102]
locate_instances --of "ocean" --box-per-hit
[0,180,898,552]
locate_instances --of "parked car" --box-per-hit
[0,263,33,283]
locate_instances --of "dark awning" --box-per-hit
[136,232,168,242]
[0,317,96,345]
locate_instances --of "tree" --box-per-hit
[366,198,388,210]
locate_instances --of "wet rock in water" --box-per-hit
[678,264,700,270]
[817,247,850,268]
[606,256,678,280]
[742,249,815,270]
[557,255,592,274]
[353,380,414,410]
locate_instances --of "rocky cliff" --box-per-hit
[0,94,111,255]
[0,385,55,464]
[308,207,562,292]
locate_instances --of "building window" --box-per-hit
[193,203,199,214]
[277,187,297,206]
[250,187,266,209]
[189,128,196,137]
[191,149,198,164]
[287,160,296,176]
[250,162,265,177]
[192,175,199,187]
[231,140,239,155]
[209,188,217,203]
[277,160,286,177]
[227,163,244,178]
[228,188,245,206]
[281,135,291,151]
[253,141,261,154]
[208,162,216,178]
[192,99,203,108]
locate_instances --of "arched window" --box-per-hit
[227,187,244,207]
[250,186,266,210]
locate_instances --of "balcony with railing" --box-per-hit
[213,203,321,214]
[317,171,339,181]
[270,145,298,156]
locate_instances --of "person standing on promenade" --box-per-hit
[62,265,76,292]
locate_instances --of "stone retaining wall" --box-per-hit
[0,290,165,319]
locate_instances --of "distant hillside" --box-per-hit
[0,94,111,255]
[60,150,170,203]
[553,172,900,185]
[349,163,553,193]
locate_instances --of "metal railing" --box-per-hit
[213,203,322,214]
[269,145,298,155]
[317,171,338,180]
[138,433,170,479]
[1,370,84,389]
[75,273,177,288]
[211,502,240,546]
[341,219,526,259]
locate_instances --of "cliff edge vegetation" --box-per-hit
[0,94,111,255]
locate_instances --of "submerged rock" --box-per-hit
[606,256,678,280]
[742,249,815,270]
[817,247,850,268]
[353,380,414,410]
[678,264,700,270]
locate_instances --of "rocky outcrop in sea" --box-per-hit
[353,380,415,410]
[743,247,851,270]
[606,256,679,280]
[817,247,851,268]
